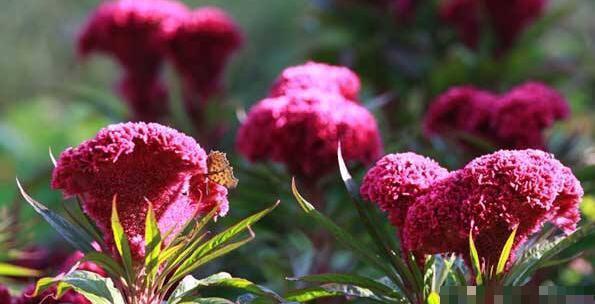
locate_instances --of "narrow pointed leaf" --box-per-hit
[111,197,133,282]
[144,203,162,284]
[0,262,40,277]
[468,231,483,285]
[496,226,517,276]
[288,273,400,298]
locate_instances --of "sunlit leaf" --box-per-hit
[144,203,161,285]
[496,226,517,276]
[111,197,133,282]
[0,262,40,277]
[468,230,483,285]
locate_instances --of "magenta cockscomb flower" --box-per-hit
[14,284,90,304]
[403,149,583,267]
[164,7,243,103]
[423,86,497,142]
[52,122,229,260]
[270,62,361,101]
[424,82,569,151]
[491,82,570,149]
[237,90,382,179]
[77,0,188,121]
[440,0,545,51]
[360,153,449,227]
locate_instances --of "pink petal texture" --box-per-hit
[270,62,361,101]
[423,82,570,150]
[237,89,383,179]
[403,149,583,268]
[360,153,449,227]
[52,122,229,260]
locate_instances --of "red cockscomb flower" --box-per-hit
[491,82,570,149]
[52,122,228,260]
[164,6,243,103]
[440,0,546,51]
[270,62,361,101]
[360,153,449,227]
[403,149,583,267]
[237,90,382,179]
[14,284,90,304]
[77,0,188,121]
[423,86,497,143]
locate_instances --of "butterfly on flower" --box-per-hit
[206,150,238,189]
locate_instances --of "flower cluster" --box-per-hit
[362,149,582,268]
[440,0,546,51]
[52,122,229,259]
[78,0,242,122]
[237,62,383,179]
[423,82,570,150]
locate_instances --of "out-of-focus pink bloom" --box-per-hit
[392,0,417,22]
[164,7,243,102]
[270,62,361,101]
[360,153,449,227]
[404,149,583,268]
[237,90,382,179]
[52,122,229,260]
[423,86,497,142]
[491,82,570,149]
[77,0,188,121]
[440,0,546,51]
[424,82,570,151]
[0,285,10,304]
[59,251,107,277]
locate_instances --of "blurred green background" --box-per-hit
[0,0,594,295]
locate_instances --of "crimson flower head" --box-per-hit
[270,62,361,101]
[164,6,243,101]
[237,90,382,179]
[440,0,546,51]
[403,149,583,267]
[491,82,570,149]
[360,153,449,227]
[77,0,188,121]
[52,122,229,260]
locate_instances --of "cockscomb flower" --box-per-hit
[440,0,546,51]
[423,86,496,142]
[77,0,188,121]
[270,62,361,101]
[52,122,229,260]
[360,153,449,227]
[237,90,382,179]
[404,149,583,268]
[491,82,570,149]
[164,6,243,102]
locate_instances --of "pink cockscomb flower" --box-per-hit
[237,90,383,179]
[423,86,497,143]
[51,122,229,260]
[491,82,570,149]
[270,62,361,101]
[14,284,90,304]
[164,6,243,103]
[360,153,449,227]
[440,0,546,51]
[77,0,188,121]
[404,149,583,268]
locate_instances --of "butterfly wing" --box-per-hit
[207,151,239,189]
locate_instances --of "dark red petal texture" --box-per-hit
[403,149,583,267]
[270,62,361,101]
[360,153,449,227]
[52,122,228,260]
[237,90,382,179]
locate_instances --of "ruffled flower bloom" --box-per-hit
[77,0,188,121]
[14,284,90,304]
[52,122,229,260]
[440,0,546,51]
[237,90,382,179]
[270,62,361,101]
[423,82,570,151]
[164,7,243,103]
[491,82,570,149]
[403,149,583,267]
[360,153,449,227]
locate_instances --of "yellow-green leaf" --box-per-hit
[496,226,518,276]
[144,203,161,284]
[111,197,133,282]
[468,230,483,285]
[427,292,440,304]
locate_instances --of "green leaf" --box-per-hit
[111,197,133,282]
[82,252,126,279]
[144,203,162,285]
[0,262,40,277]
[427,292,440,304]
[16,178,95,253]
[285,287,341,302]
[496,226,517,276]
[60,270,125,304]
[320,283,394,303]
[178,298,235,304]
[468,230,483,285]
[288,273,398,298]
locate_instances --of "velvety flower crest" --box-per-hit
[52,122,229,259]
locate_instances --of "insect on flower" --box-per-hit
[206,150,238,189]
